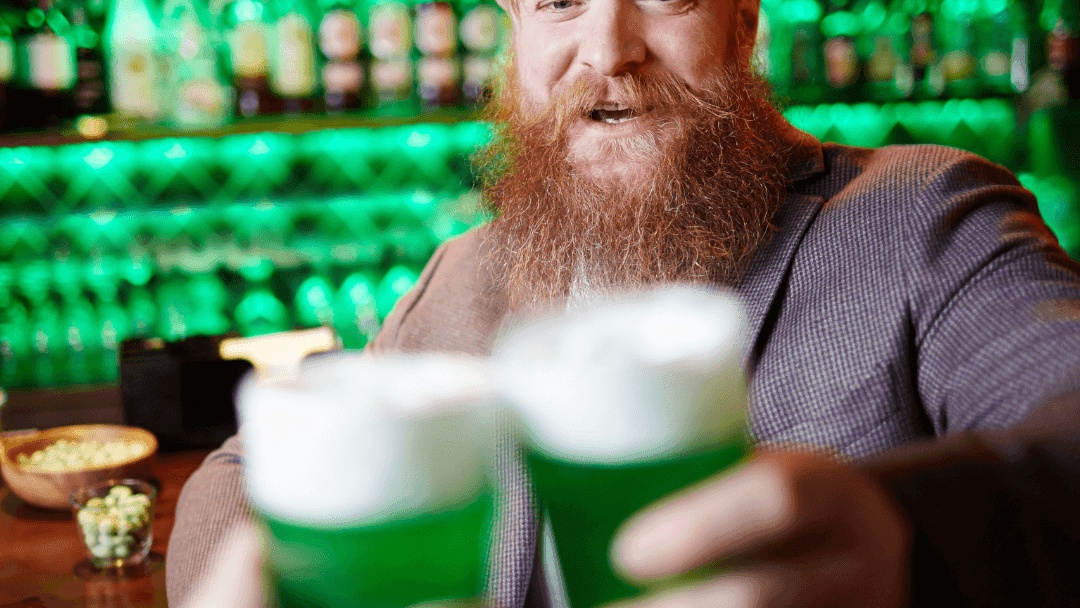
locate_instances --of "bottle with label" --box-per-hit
[367,0,414,113]
[22,0,78,128]
[786,0,825,104]
[269,0,320,113]
[820,0,862,103]
[161,0,232,129]
[936,0,979,98]
[69,0,108,115]
[0,16,15,130]
[856,0,901,101]
[1041,0,1078,100]
[458,0,497,105]
[317,0,367,113]
[414,0,458,108]
[976,0,1028,96]
[908,0,944,98]
[105,0,164,121]
[219,0,282,116]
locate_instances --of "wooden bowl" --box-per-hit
[0,425,158,510]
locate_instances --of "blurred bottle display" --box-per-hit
[0,0,1078,391]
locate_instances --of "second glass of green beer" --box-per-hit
[237,353,497,608]
[496,286,751,608]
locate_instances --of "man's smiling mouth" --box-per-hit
[588,103,640,124]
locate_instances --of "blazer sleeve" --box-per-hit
[164,237,460,608]
[864,149,1080,607]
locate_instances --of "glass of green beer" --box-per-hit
[495,286,750,608]
[237,353,497,608]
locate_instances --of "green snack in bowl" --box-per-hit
[76,485,154,562]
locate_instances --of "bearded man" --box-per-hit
[165,0,1080,605]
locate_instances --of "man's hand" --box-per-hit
[609,450,911,608]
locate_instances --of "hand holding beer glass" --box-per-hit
[237,353,496,608]
[496,286,751,608]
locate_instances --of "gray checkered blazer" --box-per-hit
[166,126,1080,607]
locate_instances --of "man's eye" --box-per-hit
[549,0,574,8]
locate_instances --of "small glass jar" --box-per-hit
[70,478,157,569]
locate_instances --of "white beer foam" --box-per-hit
[238,352,495,527]
[495,286,747,464]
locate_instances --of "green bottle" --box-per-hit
[936,0,979,98]
[857,0,906,101]
[161,0,232,129]
[106,0,164,121]
[294,273,336,327]
[70,0,110,115]
[975,0,1027,96]
[786,0,825,104]
[375,264,418,320]
[0,17,16,129]
[333,271,379,348]
[0,302,31,387]
[235,286,291,336]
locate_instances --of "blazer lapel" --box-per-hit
[734,126,826,373]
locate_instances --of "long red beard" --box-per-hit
[475,56,793,311]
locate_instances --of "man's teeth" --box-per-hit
[590,106,638,123]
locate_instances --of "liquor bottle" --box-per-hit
[785,0,825,104]
[161,0,232,129]
[936,0,978,98]
[269,0,320,113]
[977,0,1029,96]
[106,0,164,121]
[458,0,496,105]
[1043,0,1079,100]
[219,0,282,116]
[317,0,367,113]
[70,0,109,115]
[367,0,414,113]
[414,0,458,108]
[858,0,905,101]
[294,273,336,327]
[0,17,15,130]
[820,0,862,102]
[908,0,944,98]
[334,271,379,348]
[23,0,78,128]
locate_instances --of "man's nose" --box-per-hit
[579,0,646,77]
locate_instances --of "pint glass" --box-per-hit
[238,353,496,608]
[496,287,750,608]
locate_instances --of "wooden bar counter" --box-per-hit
[0,449,211,608]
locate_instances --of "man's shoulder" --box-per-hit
[805,142,1033,224]
[372,223,507,355]
[816,142,1022,197]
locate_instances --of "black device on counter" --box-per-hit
[120,335,253,452]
